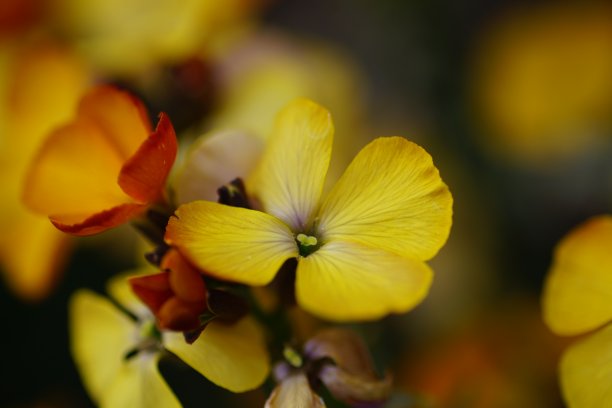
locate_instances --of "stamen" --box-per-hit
[296,233,318,247]
[217,178,251,208]
[283,345,303,368]
[296,233,320,257]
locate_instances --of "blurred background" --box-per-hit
[1,0,611,406]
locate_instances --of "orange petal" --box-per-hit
[51,202,146,236]
[78,85,152,159]
[118,113,177,203]
[161,249,206,304]
[129,271,172,313]
[23,118,131,217]
[157,297,203,331]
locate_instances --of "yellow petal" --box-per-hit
[77,86,151,160]
[107,270,154,314]
[101,353,181,408]
[543,215,612,335]
[316,137,453,261]
[296,240,433,321]
[23,117,131,216]
[0,211,70,301]
[265,373,326,408]
[560,323,612,408]
[69,289,135,403]
[164,316,270,393]
[70,288,180,407]
[165,201,297,285]
[249,98,333,232]
[174,130,263,204]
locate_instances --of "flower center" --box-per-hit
[296,233,320,257]
[124,319,162,360]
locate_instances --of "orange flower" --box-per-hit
[129,249,207,332]
[0,44,89,300]
[23,85,177,236]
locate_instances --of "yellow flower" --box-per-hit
[166,99,453,321]
[212,31,368,186]
[70,274,270,407]
[50,0,266,76]
[471,3,612,165]
[542,215,612,407]
[174,32,368,205]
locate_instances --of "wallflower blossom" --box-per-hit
[50,0,267,76]
[23,85,177,236]
[70,274,270,407]
[265,328,391,407]
[542,215,612,407]
[0,44,89,299]
[174,32,367,206]
[166,98,453,321]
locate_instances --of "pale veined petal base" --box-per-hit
[296,240,433,321]
[249,98,333,231]
[101,353,181,408]
[265,373,325,408]
[70,289,180,408]
[70,289,135,402]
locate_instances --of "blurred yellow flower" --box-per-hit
[166,98,453,321]
[50,0,266,76]
[542,215,612,407]
[471,4,612,165]
[174,32,369,205]
[0,43,89,300]
[209,31,368,184]
[71,274,270,407]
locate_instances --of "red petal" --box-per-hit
[50,203,146,236]
[118,113,177,203]
[129,272,172,313]
[157,297,203,331]
[161,249,207,303]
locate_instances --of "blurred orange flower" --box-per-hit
[23,85,177,236]
[0,43,89,300]
[400,301,566,408]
